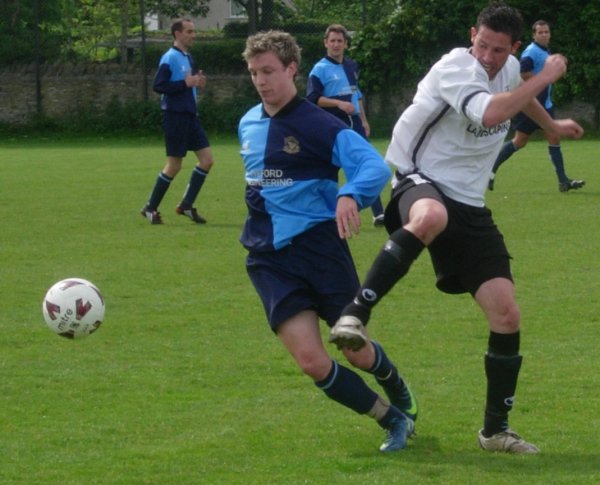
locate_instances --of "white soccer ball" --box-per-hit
[42,278,105,339]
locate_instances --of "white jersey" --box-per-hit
[385,47,521,207]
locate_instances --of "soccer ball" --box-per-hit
[42,278,105,339]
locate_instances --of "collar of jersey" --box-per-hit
[262,95,302,119]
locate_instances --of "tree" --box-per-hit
[293,0,398,28]
[144,0,210,18]
[352,0,478,94]
[234,0,294,33]
[59,1,213,63]
[120,0,131,63]
[0,0,69,65]
[517,0,600,127]
[236,0,258,32]
[63,0,140,61]
[349,0,600,128]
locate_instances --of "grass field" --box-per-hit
[1,135,599,484]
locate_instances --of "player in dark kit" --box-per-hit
[239,30,418,452]
[307,24,385,226]
[488,20,584,192]
[140,19,215,224]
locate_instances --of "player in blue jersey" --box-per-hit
[488,20,584,192]
[307,24,386,227]
[239,30,418,452]
[140,19,215,224]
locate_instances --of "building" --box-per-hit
[149,0,297,32]
[149,0,247,31]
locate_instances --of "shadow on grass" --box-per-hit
[349,433,598,479]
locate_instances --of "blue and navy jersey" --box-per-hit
[238,97,390,252]
[520,41,552,109]
[153,46,198,113]
[307,56,363,123]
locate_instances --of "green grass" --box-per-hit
[1,136,599,484]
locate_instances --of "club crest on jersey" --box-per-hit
[283,136,300,154]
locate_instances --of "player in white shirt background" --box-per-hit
[328,1,583,454]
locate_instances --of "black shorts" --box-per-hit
[512,106,555,135]
[246,221,360,332]
[385,172,512,295]
[162,111,210,157]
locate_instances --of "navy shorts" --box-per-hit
[512,106,555,135]
[385,173,512,295]
[246,221,360,332]
[162,111,210,157]
[349,115,367,138]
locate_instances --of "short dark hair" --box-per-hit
[324,24,349,41]
[532,20,549,34]
[476,2,524,43]
[171,19,192,38]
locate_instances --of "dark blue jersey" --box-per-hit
[520,41,552,109]
[238,97,390,252]
[307,56,363,123]
[153,46,198,113]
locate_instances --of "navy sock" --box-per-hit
[147,172,172,210]
[370,196,384,217]
[549,145,568,183]
[315,360,378,415]
[377,405,405,429]
[181,166,207,208]
[369,341,402,382]
[492,141,517,174]
[369,341,414,415]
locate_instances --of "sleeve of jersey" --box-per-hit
[436,55,493,126]
[520,56,534,73]
[350,60,364,100]
[153,63,186,95]
[333,129,390,209]
[306,74,325,105]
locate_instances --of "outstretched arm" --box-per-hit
[521,99,584,139]
[482,54,569,128]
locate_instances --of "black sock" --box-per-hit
[483,331,522,437]
[343,229,424,324]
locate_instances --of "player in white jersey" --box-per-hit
[329,1,584,454]
[386,46,520,207]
